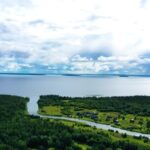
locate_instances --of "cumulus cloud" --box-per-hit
[0,0,150,74]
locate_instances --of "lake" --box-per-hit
[0,75,150,114]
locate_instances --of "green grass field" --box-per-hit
[39,106,62,116]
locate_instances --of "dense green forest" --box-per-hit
[38,95,150,116]
[0,95,150,150]
[0,95,29,121]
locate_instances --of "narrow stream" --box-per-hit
[28,97,150,139]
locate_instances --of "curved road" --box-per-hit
[28,97,150,139]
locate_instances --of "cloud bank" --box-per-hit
[0,0,150,74]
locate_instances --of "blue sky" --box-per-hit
[0,0,150,74]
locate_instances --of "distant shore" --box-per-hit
[0,72,150,78]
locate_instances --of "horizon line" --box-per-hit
[0,72,150,77]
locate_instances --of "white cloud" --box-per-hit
[0,0,150,73]
[66,55,150,74]
[71,54,91,62]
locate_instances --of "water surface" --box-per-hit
[0,75,150,114]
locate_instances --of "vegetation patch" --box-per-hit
[38,95,150,134]
[39,106,62,116]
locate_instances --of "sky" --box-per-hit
[0,0,150,74]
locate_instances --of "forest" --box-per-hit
[38,95,150,116]
[0,95,150,150]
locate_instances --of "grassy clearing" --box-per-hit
[39,106,62,116]
[74,143,91,150]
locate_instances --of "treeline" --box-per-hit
[0,95,29,122]
[0,95,149,150]
[38,95,150,116]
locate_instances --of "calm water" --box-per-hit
[0,75,150,114]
